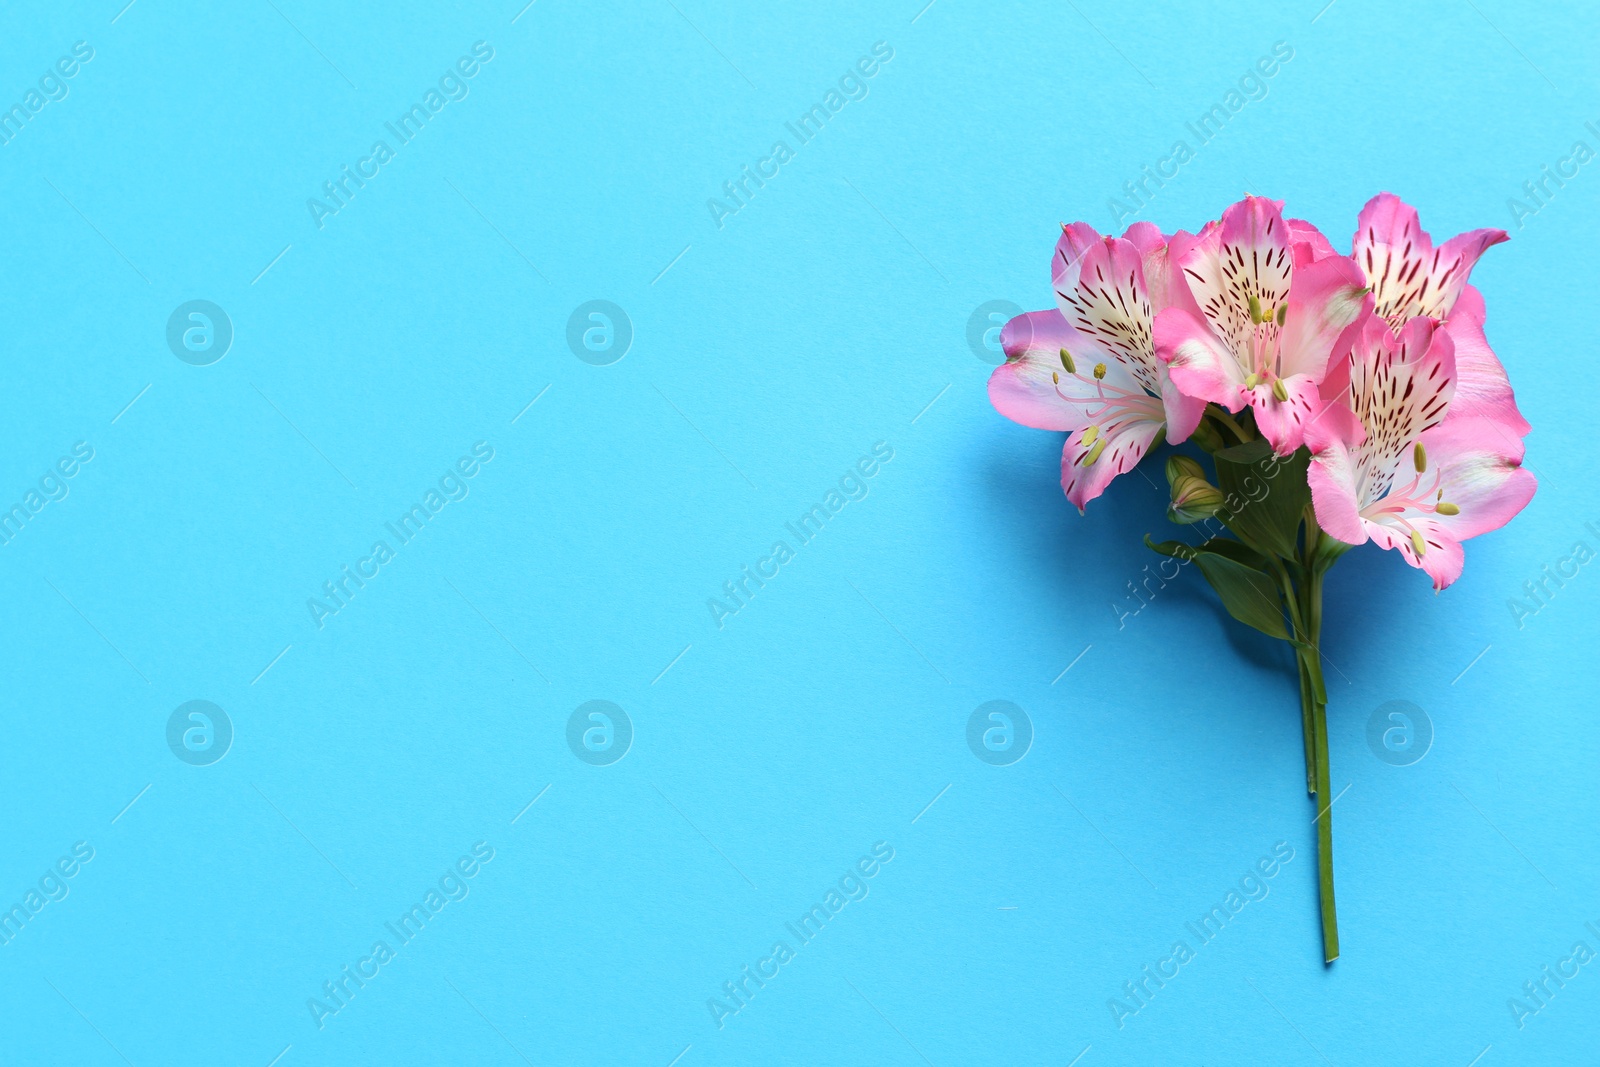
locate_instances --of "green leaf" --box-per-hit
[1213,445,1311,559]
[1195,537,1268,570]
[1194,553,1290,640]
[1144,535,1196,560]
[1212,438,1273,464]
[1143,534,1266,571]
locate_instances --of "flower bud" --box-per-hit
[1166,454,1206,490]
[1166,455,1224,523]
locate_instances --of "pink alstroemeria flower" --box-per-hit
[1349,193,1529,436]
[1153,196,1372,455]
[987,221,1205,510]
[1306,315,1536,590]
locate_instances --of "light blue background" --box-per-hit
[1,0,1596,1063]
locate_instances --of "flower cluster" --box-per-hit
[989,193,1534,590]
[987,193,1536,964]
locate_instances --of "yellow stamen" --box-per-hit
[1093,362,1107,380]
[1248,293,1263,323]
[1275,304,1287,327]
[1060,348,1075,374]
[1082,425,1099,445]
[1244,373,1260,390]
[1410,530,1427,556]
[1084,437,1107,465]
[1052,372,1059,384]
[1413,443,1427,472]
[1271,379,1289,402]
[1436,502,1460,516]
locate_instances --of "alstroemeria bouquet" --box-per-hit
[989,193,1535,963]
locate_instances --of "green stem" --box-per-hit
[1295,654,1316,795]
[1207,404,1253,444]
[1308,648,1338,963]
[1297,536,1339,964]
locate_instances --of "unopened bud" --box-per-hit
[1166,455,1223,523]
[1166,454,1206,489]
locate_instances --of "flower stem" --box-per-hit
[1297,530,1339,964]
[1206,404,1253,444]
[1308,644,1339,964]
[1295,655,1316,795]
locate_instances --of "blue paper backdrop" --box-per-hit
[1,0,1595,1063]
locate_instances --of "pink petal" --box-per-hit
[1418,417,1538,543]
[1277,253,1372,381]
[1119,220,1167,256]
[1364,520,1465,591]
[989,309,1137,431]
[1307,402,1370,546]
[1161,376,1206,444]
[1310,468,1369,548]
[1052,222,1103,294]
[1060,418,1163,511]
[1304,395,1365,455]
[1441,285,1530,437]
[1287,217,1337,265]
[1352,192,1508,328]
[1154,306,1248,410]
[1247,373,1323,454]
[1352,417,1535,591]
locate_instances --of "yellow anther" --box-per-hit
[1410,530,1427,556]
[1271,379,1289,402]
[1436,502,1460,516]
[1413,443,1427,472]
[1082,425,1100,445]
[1060,348,1076,374]
[1093,362,1107,380]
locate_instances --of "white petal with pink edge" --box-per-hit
[1341,316,1456,507]
[1176,196,1293,362]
